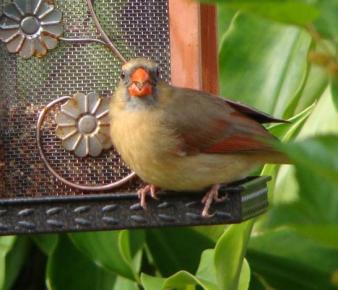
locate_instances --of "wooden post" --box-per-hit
[169,1,219,94]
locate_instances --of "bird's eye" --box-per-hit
[120,71,125,79]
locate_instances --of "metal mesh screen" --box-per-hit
[0,0,171,198]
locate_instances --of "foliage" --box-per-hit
[0,0,337,289]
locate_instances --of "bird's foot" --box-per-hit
[137,184,159,209]
[201,184,228,218]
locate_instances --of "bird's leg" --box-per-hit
[137,184,159,209]
[201,184,228,218]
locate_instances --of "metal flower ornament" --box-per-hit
[55,92,112,157]
[0,0,63,58]
[8,0,134,188]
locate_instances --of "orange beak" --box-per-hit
[128,68,153,98]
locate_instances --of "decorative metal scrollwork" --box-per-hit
[0,0,126,62]
[0,0,63,58]
[1,0,133,189]
[36,96,136,191]
[55,92,112,158]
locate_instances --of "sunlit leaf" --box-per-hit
[217,6,237,43]
[140,274,164,290]
[291,44,329,115]
[268,102,315,140]
[214,221,253,290]
[331,76,338,111]
[266,134,338,228]
[264,87,338,228]
[113,276,139,290]
[204,0,338,40]
[219,13,311,117]
[203,0,319,25]
[195,249,217,286]
[238,259,250,290]
[141,270,217,290]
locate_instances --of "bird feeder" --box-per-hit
[0,0,269,235]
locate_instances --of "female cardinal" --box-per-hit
[110,58,288,217]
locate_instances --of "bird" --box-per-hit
[109,58,289,217]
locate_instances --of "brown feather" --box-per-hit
[157,83,282,157]
[109,59,290,192]
[225,99,288,124]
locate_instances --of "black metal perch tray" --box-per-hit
[0,176,270,235]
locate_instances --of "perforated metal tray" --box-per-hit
[0,176,270,235]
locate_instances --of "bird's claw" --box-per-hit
[201,184,228,218]
[137,184,159,209]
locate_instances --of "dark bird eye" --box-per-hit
[120,71,125,79]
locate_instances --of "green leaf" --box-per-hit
[238,259,250,290]
[248,228,338,290]
[0,236,16,290]
[113,276,139,290]
[249,273,270,290]
[145,228,214,276]
[47,236,117,290]
[141,246,218,290]
[3,237,31,290]
[118,230,145,274]
[268,102,315,140]
[217,6,237,43]
[257,104,313,206]
[219,13,311,117]
[264,87,338,228]
[282,135,338,186]
[141,271,217,290]
[309,0,338,40]
[292,225,338,250]
[331,76,338,111]
[297,86,338,137]
[248,250,338,290]
[195,249,217,286]
[204,1,319,25]
[205,0,338,41]
[192,225,225,242]
[270,135,338,225]
[291,44,329,115]
[140,274,164,290]
[214,221,253,290]
[32,234,58,255]
[141,230,252,290]
[69,231,139,280]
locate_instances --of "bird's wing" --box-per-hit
[159,85,283,155]
[224,99,288,124]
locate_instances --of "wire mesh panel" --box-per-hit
[0,0,171,198]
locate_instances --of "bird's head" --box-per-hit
[118,58,160,107]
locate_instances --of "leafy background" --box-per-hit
[1,0,338,289]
